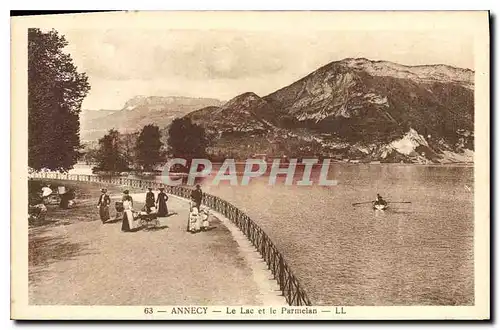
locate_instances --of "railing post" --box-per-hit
[279,255,285,292]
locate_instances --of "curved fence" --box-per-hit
[28,171,312,306]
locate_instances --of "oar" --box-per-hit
[387,201,411,204]
[352,201,374,206]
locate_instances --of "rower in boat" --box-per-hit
[373,193,388,210]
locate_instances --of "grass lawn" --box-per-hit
[28,179,146,228]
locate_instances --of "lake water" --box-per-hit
[70,163,474,305]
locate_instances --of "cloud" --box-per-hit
[65,30,289,81]
[60,28,474,109]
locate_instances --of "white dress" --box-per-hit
[122,200,135,231]
[200,208,209,229]
[41,187,52,197]
[189,207,201,232]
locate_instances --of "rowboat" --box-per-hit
[373,202,388,210]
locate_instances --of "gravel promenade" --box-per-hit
[29,193,286,306]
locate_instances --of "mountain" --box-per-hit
[80,96,223,141]
[187,92,276,134]
[185,58,474,163]
[80,109,119,140]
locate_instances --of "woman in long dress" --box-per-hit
[97,188,111,223]
[121,191,135,232]
[156,188,169,217]
[145,188,155,213]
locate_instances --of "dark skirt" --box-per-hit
[121,211,131,231]
[157,201,168,217]
[99,205,110,222]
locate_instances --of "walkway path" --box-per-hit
[29,193,286,306]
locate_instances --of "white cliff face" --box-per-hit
[376,128,429,159]
[363,93,389,107]
[389,128,429,155]
[441,149,474,163]
[286,71,369,121]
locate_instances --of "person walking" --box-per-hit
[145,188,155,214]
[156,187,169,217]
[190,184,203,211]
[121,190,135,232]
[122,190,133,207]
[97,188,111,223]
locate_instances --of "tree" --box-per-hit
[94,129,129,173]
[28,28,90,171]
[80,144,100,165]
[136,125,164,171]
[167,118,209,166]
[121,132,138,169]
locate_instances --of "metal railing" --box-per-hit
[28,171,312,306]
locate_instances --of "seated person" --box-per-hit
[374,194,387,206]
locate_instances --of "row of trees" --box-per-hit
[90,118,209,173]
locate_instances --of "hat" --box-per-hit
[123,190,129,194]
[148,187,152,191]
[159,187,165,191]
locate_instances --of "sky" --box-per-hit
[59,28,474,110]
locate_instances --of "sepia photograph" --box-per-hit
[10,10,490,320]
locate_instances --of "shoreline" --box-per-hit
[72,162,474,177]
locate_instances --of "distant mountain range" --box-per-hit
[185,58,474,163]
[80,96,223,141]
[80,58,474,163]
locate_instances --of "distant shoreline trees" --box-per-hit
[95,129,129,173]
[92,125,166,173]
[85,118,210,173]
[136,124,164,171]
[167,118,209,170]
[167,118,208,159]
[28,28,90,171]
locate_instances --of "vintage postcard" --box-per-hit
[11,11,490,320]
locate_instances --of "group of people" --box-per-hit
[29,183,77,223]
[39,183,76,209]
[145,187,169,216]
[188,185,209,233]
[97,184,209,233]
[97,187,170,232]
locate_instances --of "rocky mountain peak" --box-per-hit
[333,57,474,88]
[184,57,474,163]
[222,92,263,110]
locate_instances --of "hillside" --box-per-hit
[80,96,223,141]
[184,58,474,163]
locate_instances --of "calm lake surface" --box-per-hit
[71,163,474,305]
